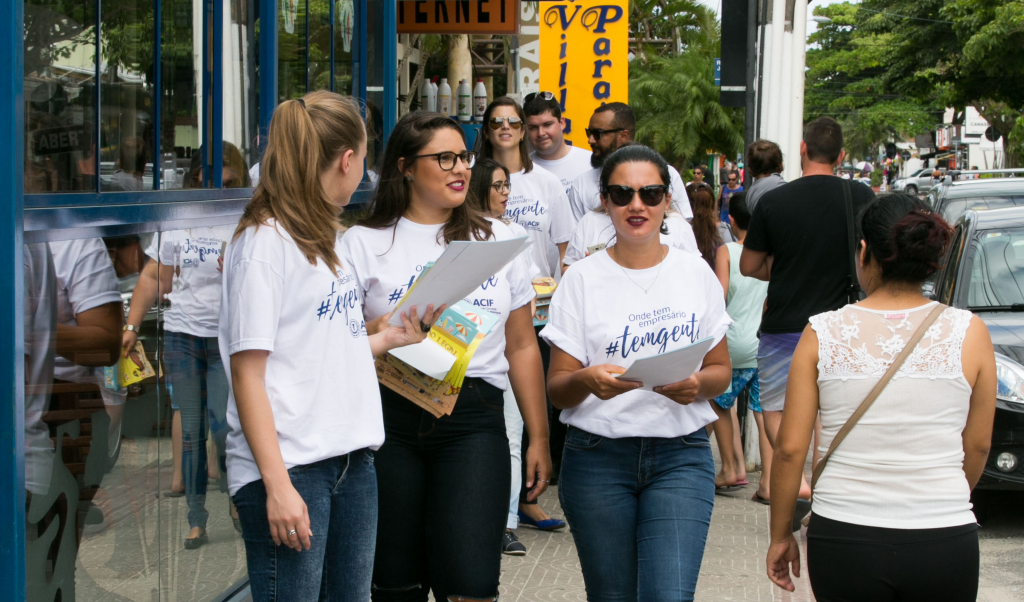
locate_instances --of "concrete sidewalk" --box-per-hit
[496,471,813,602]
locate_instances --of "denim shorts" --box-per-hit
[756,332,802,412]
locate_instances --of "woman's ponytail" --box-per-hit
[236,92,365,275]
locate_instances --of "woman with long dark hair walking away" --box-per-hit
[544,145,733,601]
[766,194,996,601]
[221,91,441,602]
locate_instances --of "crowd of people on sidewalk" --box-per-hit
[151,85,998,602]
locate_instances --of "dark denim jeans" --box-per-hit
[164,331,228,529]
[372,378,510,602]
[233,452,378,602]
[559,426,716,602]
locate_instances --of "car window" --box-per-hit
[941,196,1024,224]
[958,228,1024,308]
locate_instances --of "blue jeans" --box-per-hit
[559,426,715,602]
[164,331,229,529]
[233,452,378,602]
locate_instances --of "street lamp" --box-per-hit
[810,16,832,24]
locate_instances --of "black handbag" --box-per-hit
[843,180,864,304]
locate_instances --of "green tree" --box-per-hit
[804,2,940,159]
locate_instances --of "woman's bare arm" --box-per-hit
[960,316,996,490]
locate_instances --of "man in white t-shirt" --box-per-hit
[567,103,693,221]
[524,93,593,201]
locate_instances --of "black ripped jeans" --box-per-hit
[372,378,511,602]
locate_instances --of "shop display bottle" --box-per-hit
[438,78,452,116]
[474,79,487,122]
[457,79,472,122]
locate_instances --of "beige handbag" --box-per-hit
[811,303,948,489]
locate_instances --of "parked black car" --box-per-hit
[929,207,1024,490]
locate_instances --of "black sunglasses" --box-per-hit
[524,91,556,104]
[603,184,669,207]
[586,127,625,140]
[488,116,523,130]
[411,151,476,171]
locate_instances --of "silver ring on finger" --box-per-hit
[538,479,550,483]
[287,529,298,536]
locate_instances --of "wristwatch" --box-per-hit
[123,325,138,333]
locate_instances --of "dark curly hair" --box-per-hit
[858,193,953,283]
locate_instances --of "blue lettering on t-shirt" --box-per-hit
[603,312,700,358]
[388,273,419,305]
[180,237,223,268]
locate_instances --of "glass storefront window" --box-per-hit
[277,0,307,102]
[159,0,205,190]
[25,222,248,602]
[23,0,100,193]
[224,0,259,183]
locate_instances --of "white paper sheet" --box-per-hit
[387,339,457,380]
[615,336,716,390]
[387,237,532,326]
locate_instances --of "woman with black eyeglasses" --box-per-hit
[340,111,552,602]
[542,145,732,601]
[478,96,574,281]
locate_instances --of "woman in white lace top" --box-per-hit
[766,194,996,601]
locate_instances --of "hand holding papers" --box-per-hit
[387,237,531,326]
[615,336,716,390]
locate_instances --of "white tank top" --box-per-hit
[808,302,978,530]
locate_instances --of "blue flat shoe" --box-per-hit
[518,510,566,531]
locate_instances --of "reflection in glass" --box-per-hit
[23,1,99,192]
[309,0,330,91]
[278,0,307,102]
[160,0,205,189]
[24,229,247,602]
[100,0,156,191]
[335,0,355,96]
[224,0,260,176]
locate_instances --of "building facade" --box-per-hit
[2,0,396,600]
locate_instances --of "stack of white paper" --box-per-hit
[615,336,716,390]
[387,236,531,326]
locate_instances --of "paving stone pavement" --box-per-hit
[497,472,812,602]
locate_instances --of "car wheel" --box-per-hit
[906,185,918,195]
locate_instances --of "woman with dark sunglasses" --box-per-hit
[339,111,552,602]
[562,146,699,272]
[542,144,732,602]
[478,96,574,281]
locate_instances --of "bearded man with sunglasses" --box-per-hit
[567,103,693,222]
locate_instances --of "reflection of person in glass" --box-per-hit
[123,218,240,549]
[107,136,146,191]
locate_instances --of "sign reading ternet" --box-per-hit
[539,0,629,148]
[397,0,519,34]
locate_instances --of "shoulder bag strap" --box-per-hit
[811,303,948,490]
[843,179,860,304]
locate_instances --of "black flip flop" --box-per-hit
[751,492,770,505]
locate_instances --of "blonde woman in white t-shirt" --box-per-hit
[543,145,733,601]
[766,194,996,601]
[220,92,440,602]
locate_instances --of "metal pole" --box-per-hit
[153,0,162,189]
[329,0,335,91]
[0,0,26,591]
[744,0,757,187]
[755,0,769,140]
[213,0,224,187]
[258,0,279,160]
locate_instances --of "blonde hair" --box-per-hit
[235,91,365,274]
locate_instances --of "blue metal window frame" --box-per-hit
[4,0,395,598]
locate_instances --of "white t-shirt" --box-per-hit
[506,220,542,280]
[340,218,536,389]
[540,248,731,438]
[145,225,236,338]
[504,165,574,279]
[568,166,693,221]
[49,238,126,407]
[531,146,593,196]
[563,211,699,266]
[220,220,383,496]
[24,243,56,496]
